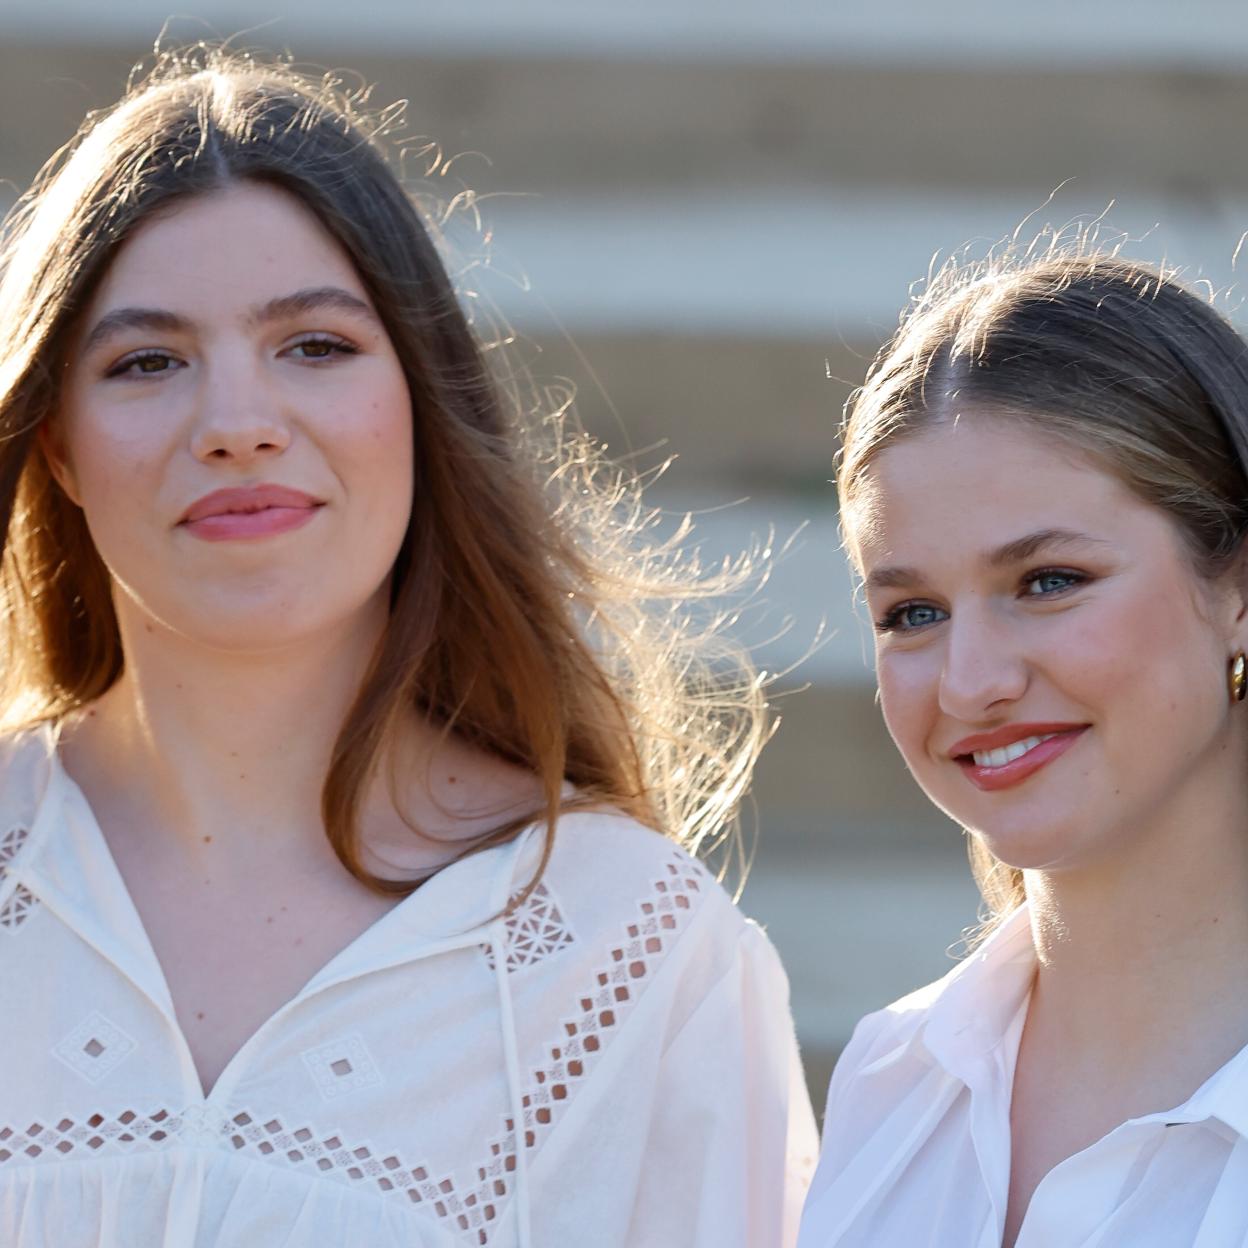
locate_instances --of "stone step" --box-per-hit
[740,845,983,1106]
[4,34,1248,198]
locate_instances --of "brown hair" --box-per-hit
[838,238,1248,921]
[0,47,768,893]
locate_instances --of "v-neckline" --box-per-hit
[26,734,534,1102]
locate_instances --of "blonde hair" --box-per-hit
[0,46,769,894]
[839,239,1248,923]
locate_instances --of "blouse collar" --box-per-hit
[884,900,1248,1143]
[11,723,542,1021]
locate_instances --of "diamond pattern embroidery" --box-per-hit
[0,826,38,933]
[4,848,710,1247]
[52,1012,137,1085]
[0,826,28,866]
[464,849,708,1242]
[0,1109,185,1164]
[0,883,36,932]
[226,1112,481,1235]
[302,1034,384,1101]
[482,882,575,973]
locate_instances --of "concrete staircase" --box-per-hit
[4,1,1245,1106]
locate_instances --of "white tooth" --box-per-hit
[971,733,1062,769]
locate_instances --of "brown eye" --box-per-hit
[286,335,356,361]
[296,340,334,358]
[105,350,182,379]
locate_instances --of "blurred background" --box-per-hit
[5,0,1248,1112]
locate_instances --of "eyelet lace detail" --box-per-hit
[1,849,709,1244]
[482,882,575,973]
[467,849,707,1240]
[0,826,37,932]
[0,1108,189,1163]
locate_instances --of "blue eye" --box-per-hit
[876,602,949,633]
[1023,569,1086,596]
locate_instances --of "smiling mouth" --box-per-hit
[952,727,1088,792]
[965,733,1062,769]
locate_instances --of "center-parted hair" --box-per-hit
[838,240,1248,919]
[0,47,768,894]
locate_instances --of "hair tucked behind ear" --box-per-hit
[839,232,1248,928]
[0,45,770,895]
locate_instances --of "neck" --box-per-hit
[1022,766,1248,1068]
[63,591,391,853]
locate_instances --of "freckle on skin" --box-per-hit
[202,835,212,844]
[196,1012,205,1021]
[266,916,274,924]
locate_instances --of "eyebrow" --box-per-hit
[864,527,1108,592]
[81,285,380,352]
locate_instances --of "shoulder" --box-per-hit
[832,979,945,1079]
[0,724,58,885]
[540,808,752,946]
[0,724,56,828]
[504,809,778,1034]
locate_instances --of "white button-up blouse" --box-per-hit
[799,906,1248,1248]
[0,727,817,1247]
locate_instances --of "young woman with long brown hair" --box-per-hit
[0,47,816,1247]
[799,244,1248,1246]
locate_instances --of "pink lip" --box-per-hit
[954,727,1088,792]
[948,722,1088,757]
[178,485,324,543]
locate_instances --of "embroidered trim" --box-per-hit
[301,1034,385,1102]
[51,1012,137,1085]
[0,826,36,933]
[1,847,711,1245]
[467,848,708,1240]
[481,882,575,973]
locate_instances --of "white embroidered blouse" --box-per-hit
[0,727,817,1247]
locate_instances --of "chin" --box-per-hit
[968,816,1093,873]
[135,598,351,653]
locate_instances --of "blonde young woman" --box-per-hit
[0,49,816,1247]
[799,249,1248,1247]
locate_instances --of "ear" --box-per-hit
[36,419,82,507]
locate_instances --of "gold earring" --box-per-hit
[1232,653,1247,703]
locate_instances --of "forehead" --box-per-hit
[87,181,366,315]
[845,418,1168,573]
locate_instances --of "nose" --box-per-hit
[938,601,1029,722]
[189,353,292,463]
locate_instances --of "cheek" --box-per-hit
[876,649,940,765]
[339,377,414,511]
[320,366,412,467]
[1085,593,1225,758]
[64,420,164,523]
